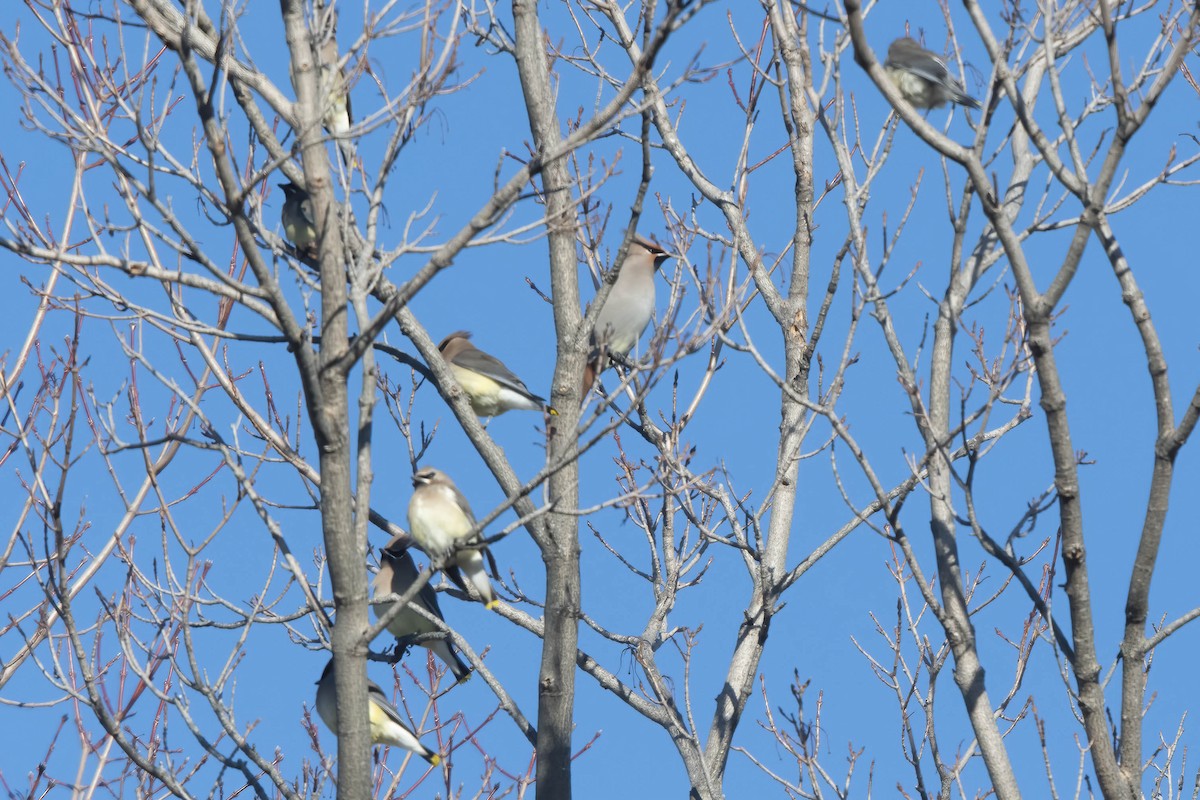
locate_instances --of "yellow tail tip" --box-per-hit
[428,753,441,767]
[485,600,499,610]
[547,406,559,416]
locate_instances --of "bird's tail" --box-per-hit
[420,745,441,766]
[953,89,982,110]
[336,140,359,171]
[457,549,498,609]
[429,638,474,684]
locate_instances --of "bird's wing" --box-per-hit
[299,198,316,227]
[448,485,478,527]
[904,52,958,88]
[414,570,446,618]
[381,547,446,619]
[367,681,410,728]
[452,348,544,402]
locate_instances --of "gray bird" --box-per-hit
[883,37,981,110]
[438,331,556,419]
[372,542,473,683]
[279,182,317,261]
[314,659,441,765]
[583,236,672,396]
[290,45,357,169]
[320,63,357,168]
[407,467,497,609]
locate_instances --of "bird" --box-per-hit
[583,236,673,396]
[437,331,556,419]
[279,182,318,262]
[320,63,357,168]
[289,44,357,169]
[407,467,498,610]
[314,658,441,766]
[883,37,981,110]
[372,542,473,684]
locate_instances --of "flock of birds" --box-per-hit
[314,468,492,767]
[296,235,672,765]
[287,33,980,769]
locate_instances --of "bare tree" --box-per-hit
[3,1,1200,798]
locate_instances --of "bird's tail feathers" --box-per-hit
[467,567,497,609]
[954,89,982,110]
[457,549,497,608]
[336,140,358,168]
[429,639,474,684]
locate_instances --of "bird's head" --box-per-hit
[411,466,444,488]
[632,236,673,271]
[437,331,473,359]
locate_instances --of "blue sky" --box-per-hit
[2,1,1199,797]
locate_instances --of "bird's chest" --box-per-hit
[451,366,503,415]
[887,68,938,107]
[597,288,654,354]
[408,490,472,550]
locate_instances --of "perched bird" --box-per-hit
[583,236,673,396]
[437,331,556,419]
[314,659,441,766]
[320,63,357,168]
[883,37,981,110]
[407,467,497,609]
[289,40,357,169]
[279,182,318,261]
[372,542,473,683]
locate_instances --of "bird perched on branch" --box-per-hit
[288,22,357,170]
[314,659,441,766]
[438,331,556,419]
[883,37,981,110]
[279,182,317,263]
[321,63,356,168]
[407,467,497,610]
[583,236,673,397]
[372,542,473,684]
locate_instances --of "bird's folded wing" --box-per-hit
[904,55,954,87]
[453,348,543,400]
[367,682,409,727]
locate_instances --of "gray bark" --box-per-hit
[511,1,582,796]
[280,2,372,798]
